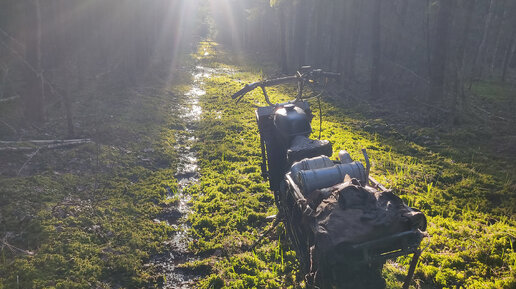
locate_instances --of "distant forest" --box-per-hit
[0,0,205,133]
[1,0,515,133]
[211,0,516,116]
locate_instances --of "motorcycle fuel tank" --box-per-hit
[274,104,312,141]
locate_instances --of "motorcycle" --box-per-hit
[231,67,427,288]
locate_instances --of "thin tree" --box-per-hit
[470,0,495,86]
[429,0,453,103]
[370,0,382,98]
[22,0,44,123]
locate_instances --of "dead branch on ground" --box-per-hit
[0,138,93,152]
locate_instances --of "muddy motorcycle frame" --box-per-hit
[232,67,425,289]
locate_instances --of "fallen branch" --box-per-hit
[17,147,41,176]
[0,95,20,103]
[0,119,17,135]
[0,138,92,151]
[0,138,91,145]
[1,238,34,256]
[0,146,36,151]
[470,103,510,122]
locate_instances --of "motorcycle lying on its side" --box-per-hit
[231,66,427,289]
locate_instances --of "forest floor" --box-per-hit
[0,41,515,289]
[0,50,196,287]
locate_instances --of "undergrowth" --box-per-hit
[188,41,516,289]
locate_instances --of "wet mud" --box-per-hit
[149,63,211,288]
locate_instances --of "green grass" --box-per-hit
[187,41,516,288]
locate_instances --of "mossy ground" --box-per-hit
[0,63,192,287]
[186,41,516,289]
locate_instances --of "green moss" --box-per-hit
[188,41,516,289]
[0,63,189,287]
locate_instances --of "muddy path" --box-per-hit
[150,49,230,288]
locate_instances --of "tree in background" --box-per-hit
[370,0,382,99]
[429,0,454,103]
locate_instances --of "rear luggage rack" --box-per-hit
[348,229,424,264]
[284,173,426,265]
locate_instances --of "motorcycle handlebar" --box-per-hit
[231,82,260,100]
[319,71,340,78]
[231,68,339,102]
[231,76,298,101]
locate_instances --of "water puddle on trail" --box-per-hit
[149,65,212,288]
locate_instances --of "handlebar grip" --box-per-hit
[231,83,254,99]
[231,85,250,100]
[321,71,340,78]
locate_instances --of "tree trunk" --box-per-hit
[370,0,382,98]
[456,0,475,99]
[501,32,516,82]
[22,0,44,123]
[327,1,339,70]
[470,0,496,85]
[278,6,288,73]
[35,0,45,118]
[293,0,308,68]
[391,0,409,62]
[429,0,453,104]
[341,0,362,80]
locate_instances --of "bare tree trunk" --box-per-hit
[278,6,288,73]
[456,0,475,99]
[429,0,453,104]
[341,0,362,79]
[63,82,75,137]
[293,0,308,68]
[22,0,44,123]
[425,0,432,78]
[501,32,516,82]
[35,0,45,119]
[470,0,496,85]
[335,1,346,75]
[489,3,507,77]
[303,1,317,66]
[391,0,409,62]
[370,0,382,98]
[327,1,339,70]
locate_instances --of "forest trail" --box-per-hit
[150,47,235,288]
